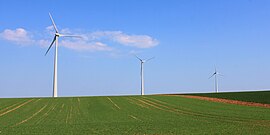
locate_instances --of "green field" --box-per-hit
[190,91,270,104]
[0,94,270,134]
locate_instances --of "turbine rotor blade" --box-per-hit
[49,13,59,33]
[60,34,82,38]
[45,36,56,56]
[218,73,224,77]
[146,57,155,62]
[208,73,215,79]
[134,55,142,61]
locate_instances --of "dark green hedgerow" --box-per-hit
[189,91,270,104]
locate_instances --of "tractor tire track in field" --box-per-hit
[69,105,73,123]
[77,98,80,106]
[66,98,74,124]
[108,97,143,122]
[35,100,59,125]
[32,98,42,103]
[144,97,249,122]
[12,104,48,127]
[11,98,43,127]
[135,97,215,124]
[126,97,150,109]
[0,100,26,114]
[77,98,82,116]
[107,97,121,110]
[60,103,65,113]
[132,96,270,127]
[129,114,143,122]
[65,106,69,124]
[157,95,270,125]
[0,99,34,117]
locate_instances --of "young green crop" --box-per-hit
[0,94,269,134]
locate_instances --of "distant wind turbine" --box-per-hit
[45,13,81,97]
[135,55,154,95]
[209,68,223,93]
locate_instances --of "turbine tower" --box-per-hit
[209,68,223,93]
[135,55,154,95]
[45,13,81,97]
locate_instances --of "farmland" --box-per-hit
[0,94,270,134]
[190,90,270,104]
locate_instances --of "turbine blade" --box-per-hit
[45,36,56,56]
[218,74,224,77]
[60,34,82,38]
[49,13,59,33]
[134,55,142,61]
[208,73,215,79]
[146,57,155,62]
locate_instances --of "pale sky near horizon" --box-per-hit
[1,0,270,98]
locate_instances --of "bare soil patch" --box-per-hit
[180,95,270,108]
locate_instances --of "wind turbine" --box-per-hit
[209,68,223,93]
[135,55,154,95]
[45,13,81,97]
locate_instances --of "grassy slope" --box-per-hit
[189,91,270,104]
[0,95,269,134]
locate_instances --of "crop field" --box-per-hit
[0,94,270,134]
[190,90,270,104]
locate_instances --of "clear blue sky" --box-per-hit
[1,0,270,98]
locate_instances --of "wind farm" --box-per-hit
[1,0,270,135]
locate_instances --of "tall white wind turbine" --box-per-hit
[45,13,81,97]
[209,68,223,93]
[135,55,154,95]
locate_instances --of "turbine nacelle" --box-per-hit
[55,33,60,37]
[209,68,223,79]
[135,55,155,63]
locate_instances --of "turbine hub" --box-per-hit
[55,33,60,36]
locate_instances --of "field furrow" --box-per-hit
[0,99,34,117]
